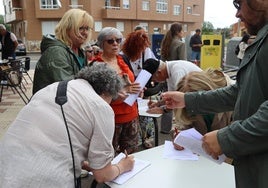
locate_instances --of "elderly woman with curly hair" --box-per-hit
[92,27,141,154]
[0,63,135,187]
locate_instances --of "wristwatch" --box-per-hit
[160,105,168,113]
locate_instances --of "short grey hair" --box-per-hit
[75,63,123,99]
[0,24,6,30]
[97,27,123,49]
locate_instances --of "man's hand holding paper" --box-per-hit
[174,128,226,164]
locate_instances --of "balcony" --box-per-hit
[5,8,23,23]
[102,5,136,20]
[68,5,84,9]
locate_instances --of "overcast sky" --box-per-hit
[204,0,239,28]
[0,0,238,28]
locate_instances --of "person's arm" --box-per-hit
[184,84,237,115]
[38,46,77,81]
[10,33,18,51]
[144,47,156,59]
[85,102,135,183]
[162,84,237,114]
[176,42,187,60]
[13,40,18,50]
[161,91,186,109]
[90,155,134,183]
[218,100,268,158]
[203,100,268,160]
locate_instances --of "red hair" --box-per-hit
[122,30,151,61]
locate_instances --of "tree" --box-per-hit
[0,15,4,24]
[202,21,214,35]
[0,15,11,30]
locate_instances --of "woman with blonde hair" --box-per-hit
[174,68,234,135]
[33,9,94,94]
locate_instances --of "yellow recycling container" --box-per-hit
[200,35,223,70]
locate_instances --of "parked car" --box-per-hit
[15,39,27,56]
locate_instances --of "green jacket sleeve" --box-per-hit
[184,84,237,115]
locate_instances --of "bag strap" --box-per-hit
[142,52,145,66]
[55,80,69,105]
[55,80,80,188]
[119,54,134,73]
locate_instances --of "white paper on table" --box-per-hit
[174,128,227,164]
[110,153,151,185]
[124,70,151,106]
[163,141,199,160]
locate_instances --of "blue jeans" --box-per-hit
[191,51,201,61]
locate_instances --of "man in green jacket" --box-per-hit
[33,9,93,95]
[161,0,268,187]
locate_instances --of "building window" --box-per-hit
[40,0,60,9]
[8,1,12,14]
[41,21,58,35]
[94,21,102,32]
[105,0,111,7]
[156,0,168,14]
[116,22,124,32]
[153,27,161,34]
[71,0,78,5]
[186,6,192,14]
[173,5,181,15]
[183,24,188,32]
[138,22,149,32]
[123,0,130,9]
[142,1,150,11]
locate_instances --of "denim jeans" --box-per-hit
[191,51,201,61]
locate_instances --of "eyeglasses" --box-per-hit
[105,38,122,45]
[233,0,241,10]
[79,26,92,32]
[86,50,93,53]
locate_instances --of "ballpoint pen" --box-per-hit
[175,127,179,135]
[124,149,128,158]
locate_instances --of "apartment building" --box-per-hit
[3,0,204,52]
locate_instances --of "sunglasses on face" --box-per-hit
[105,38,122,45]
[233,0,241,10]
[86,50,93,53]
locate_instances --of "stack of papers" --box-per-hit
[174,128,226,164]
[124,70,151,106]
[163,141,199,160]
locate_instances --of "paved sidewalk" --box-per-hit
[0,70,34,139]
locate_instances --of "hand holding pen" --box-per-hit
[147,96,159,109]
[124,149,128,158]
[117,150,134,174]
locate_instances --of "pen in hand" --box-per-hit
[124,149,128,158]
[175,127,178,135]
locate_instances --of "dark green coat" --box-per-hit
[32,34,86,94]
[185,23,268,188]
